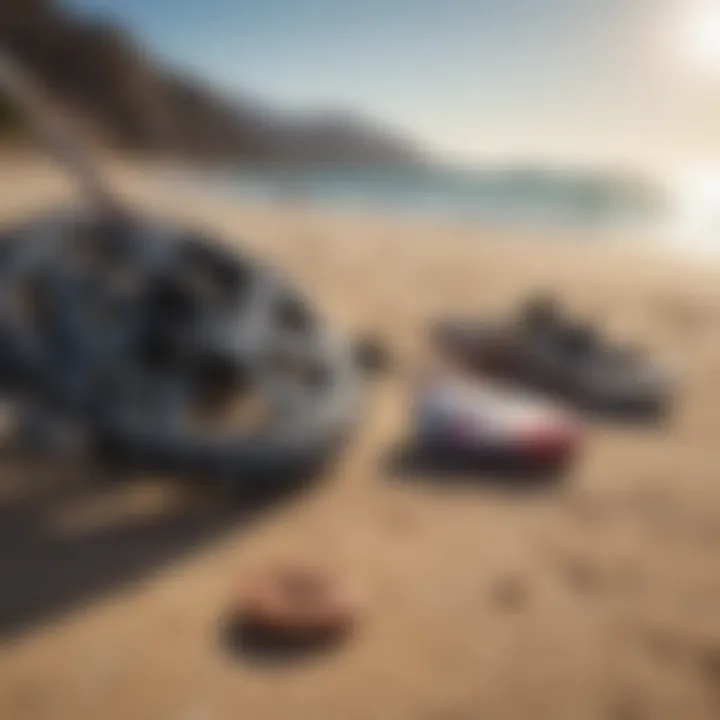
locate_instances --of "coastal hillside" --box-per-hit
[0,0,420,165]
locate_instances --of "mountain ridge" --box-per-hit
[0,0,421,165]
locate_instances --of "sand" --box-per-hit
[0,160,720,720]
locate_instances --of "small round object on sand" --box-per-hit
[353,335,392,376]
[237,563,361,643]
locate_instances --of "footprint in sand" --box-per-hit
[489,573,530,612]
[610,695,644,720]
[696,644,720,690]
[560,554,603,595]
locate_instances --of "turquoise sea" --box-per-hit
[165,163,720,255]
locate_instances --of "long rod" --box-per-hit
[0,49,123,214]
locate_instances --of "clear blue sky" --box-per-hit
[61,0,720,171]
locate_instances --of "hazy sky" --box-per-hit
[62,0,720,171]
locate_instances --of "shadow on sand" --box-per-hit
[0,450,313,643]
[220,616,352,666]
[384,442,573,494]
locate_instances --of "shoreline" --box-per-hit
[129,159,720,273]
[0,155,707,267]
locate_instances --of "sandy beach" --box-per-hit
[0,160,720,720]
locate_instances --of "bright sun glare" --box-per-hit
[674,165,720,248]
[682,2,720,75]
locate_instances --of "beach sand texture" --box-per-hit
[0,162,720,720]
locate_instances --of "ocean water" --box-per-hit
[192,165,666,229]
[171,164,719,253]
